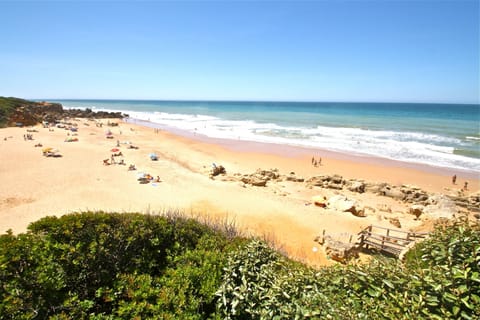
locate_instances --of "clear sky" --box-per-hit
[0,0,478,103]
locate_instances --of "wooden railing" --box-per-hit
[358,225,429,256]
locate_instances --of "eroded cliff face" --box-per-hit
[5,99,124,127]
[8,102,63,126]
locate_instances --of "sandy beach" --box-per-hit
[1,119,478,266]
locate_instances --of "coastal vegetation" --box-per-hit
[0,97,32,127]
[0,212,478,319]
[0,96,124,128]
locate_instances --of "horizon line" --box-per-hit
[32,97,480,106]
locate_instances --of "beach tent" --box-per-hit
[43,148,60,157]
[311,195,327,207]
[149,153,158,161]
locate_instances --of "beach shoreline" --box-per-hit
[127,118,480,182]
[1,118,478,266]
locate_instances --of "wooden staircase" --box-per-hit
[358,225,429,256]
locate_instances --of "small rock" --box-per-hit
[389,217,401,228]
[211,165,226,176]
[408,205,424,218]
[377,203,392,213]
[241,176,267,187]
[347,180,365,193]
[327,182,343,190]
[285,173,304,182]
[331,174,344,184]
[382,187,405,201]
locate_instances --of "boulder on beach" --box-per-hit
[211,165,226,176]
[381,186,405,201]
[347,180,366,193]
[241,176,267,187]
[423,195,458,220]
[315,234,358,263]
[408,205,424,218]
[327,195,365,217]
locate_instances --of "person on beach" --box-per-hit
[452,175,457,184]
[311,157,314,165]
[464,182,468,191]
[318,157,322,166]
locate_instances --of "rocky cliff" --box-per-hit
[0,97,125,127]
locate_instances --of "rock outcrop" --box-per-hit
[231,168,304,187]
[327,195,365,217]
[422,195,458,220]
[315,233,358,263]
[210,165,226,177]
[215,169,477,221]
[4,99,125,127]
[408,205,424,219]
[307,174,478,218]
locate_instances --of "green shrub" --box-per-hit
[1,211,240,319]
[403,219,480,319]
[0,96,31,127]
[216,220,480,319]
[1,212,478,319]
[0,231,66,319]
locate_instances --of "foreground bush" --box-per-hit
[0,212,241,319]
[1,212,478,319]
[216,219,480,319]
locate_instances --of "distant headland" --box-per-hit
[0,96,126,128]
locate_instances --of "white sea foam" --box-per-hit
[62,104,480,173]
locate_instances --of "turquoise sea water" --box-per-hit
[50,100,480,174]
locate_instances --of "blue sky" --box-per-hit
[0,0,478,103]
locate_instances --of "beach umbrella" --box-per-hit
[111,148,120,152]
[149,153,158,160]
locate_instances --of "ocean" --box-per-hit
[50,100,480,174]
